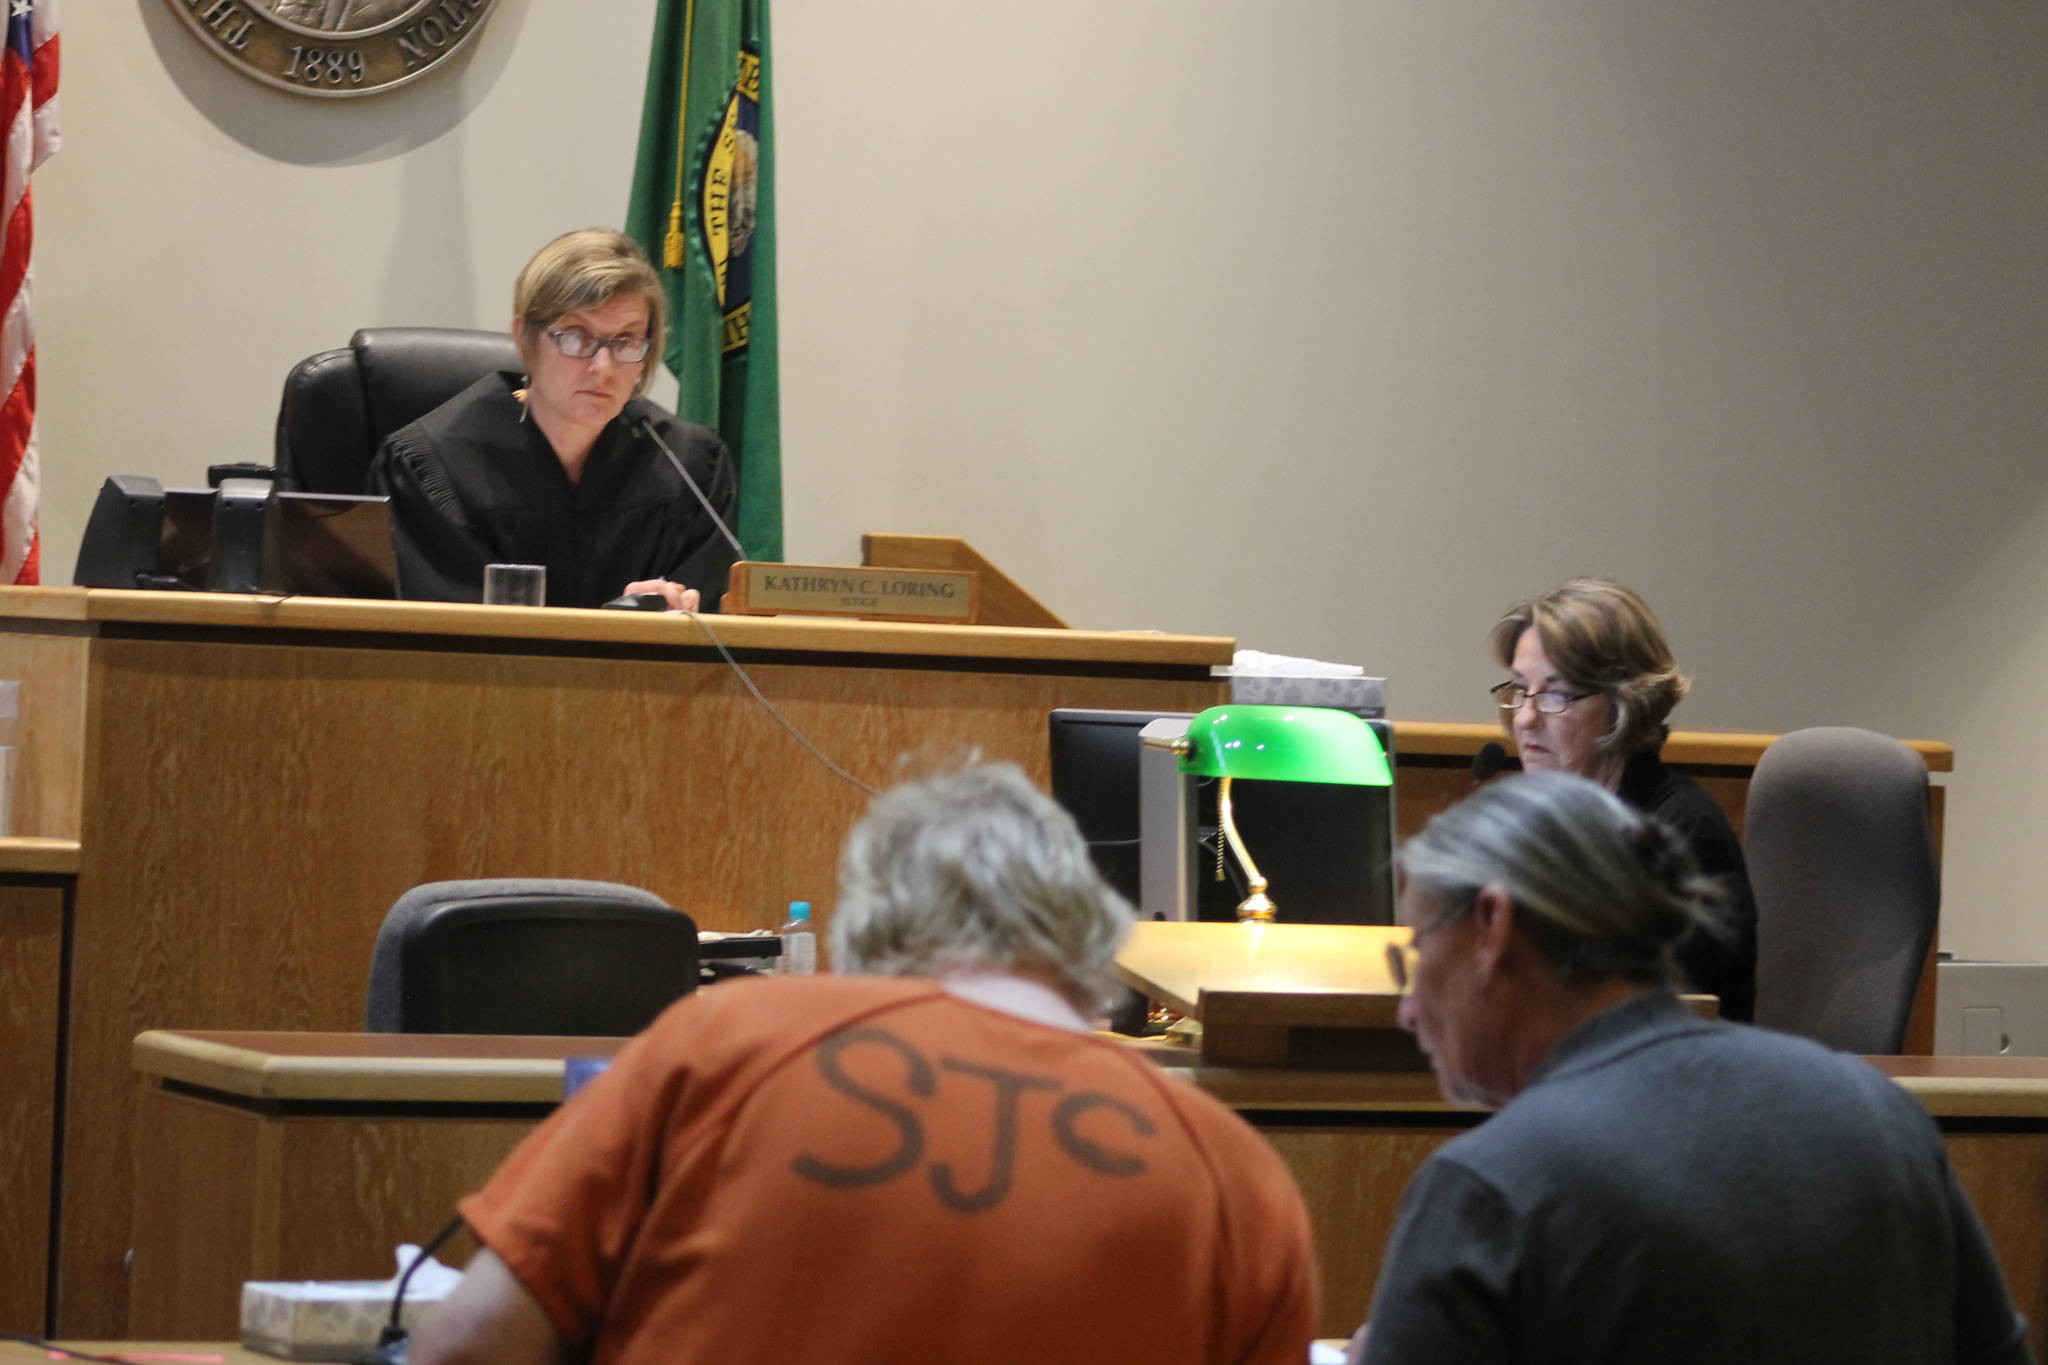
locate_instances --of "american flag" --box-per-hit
[1,0,57,584]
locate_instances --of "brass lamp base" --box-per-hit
[1219,775,1279,924]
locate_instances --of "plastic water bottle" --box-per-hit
[777,901,817,975]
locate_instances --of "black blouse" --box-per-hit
[1617,749,1760,1023]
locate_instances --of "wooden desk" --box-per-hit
[131,1030,2048,1348]
[1387,720,1953,844]
[0,837,80,1336]
[1153,1049,2048,1353]
[11,586,1955,1336]
[0,588,1230,1335]
[0,1346,258,1364]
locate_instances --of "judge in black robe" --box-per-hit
[370,370,737,610]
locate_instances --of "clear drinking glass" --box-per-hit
[482,563,546,607]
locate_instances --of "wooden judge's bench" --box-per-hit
[0,541,1957,1339]
[0,540,1231,1337]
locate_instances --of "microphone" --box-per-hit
[1471,742,1509,788]
[639,417,747,561]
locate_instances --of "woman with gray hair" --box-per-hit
[1489,577,1757,1019]
[1352,773,2029,1365]
[414,762,1318,1365]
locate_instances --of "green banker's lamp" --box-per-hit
[1143,705,1393,924]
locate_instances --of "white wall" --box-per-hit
[40,1,2048,957]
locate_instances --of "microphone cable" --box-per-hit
[639,417,747,561]
[679,607,879,797]
[354,1212,466,1365]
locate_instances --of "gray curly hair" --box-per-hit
[830,762,1134,1009]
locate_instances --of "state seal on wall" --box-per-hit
[165,0,500,98]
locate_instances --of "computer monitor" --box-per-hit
[1048,707,1162,906]
[157,486,398,597]
[1047,707,1398,926]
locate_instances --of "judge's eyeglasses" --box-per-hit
[547,327,652,364]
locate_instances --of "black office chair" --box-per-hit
[364,878,700,1036]
[1746,727,1939,1054]
[275,327,521,495]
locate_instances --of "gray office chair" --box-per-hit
[1746,727,1937,1054]
[365,878,700,1035]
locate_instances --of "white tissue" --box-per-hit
[240,1245,462,1362]
[1223,649,1366,678]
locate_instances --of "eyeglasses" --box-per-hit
[1490,681,1594,715]
[1384,906,1467,992]
[546,327,652,364]
[1384,939,1418,992]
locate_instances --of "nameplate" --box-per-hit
[723,562,979,623]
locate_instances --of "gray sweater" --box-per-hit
[1362,992,2032,1365]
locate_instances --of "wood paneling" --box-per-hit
[127,1032,2048,1350]
[861,534,1067,628]
[1946,1131,2048,1362]
[1392,720,1952,772]
[1261,1124,1471,1335]
[0,882,62,1335]
[0,630,89,839]
[46,599,1226,1336]
[130,1087,517,1340]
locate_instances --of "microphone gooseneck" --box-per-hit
[639,417,748,560]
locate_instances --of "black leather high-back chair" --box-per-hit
[275,327,521,495]
[1746,727,1939,1055]
[364,878,700,1036]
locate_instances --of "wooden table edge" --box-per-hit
[0,587,1235,667]
[1391,721,1952,772]
[132,1030,601,1104]
[0,836,81,874]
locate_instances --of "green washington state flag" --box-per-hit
[627,0,783,562]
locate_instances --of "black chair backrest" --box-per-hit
[365,879,699,1036]
[276,327,521,495]
[1747,726,1938,1054]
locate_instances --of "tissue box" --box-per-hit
[1226,673,1386,718]
[241,1279,445,1362]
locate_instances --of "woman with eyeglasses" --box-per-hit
[371,228,737,610]
[1487,577,1756,1020]
[1351,774,2028,1365]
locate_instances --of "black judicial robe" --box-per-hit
[369,372,739,610]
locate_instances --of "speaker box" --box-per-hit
[73,474,166,587]
[209,478,284,594]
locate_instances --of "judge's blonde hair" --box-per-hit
[512,228,666,400]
